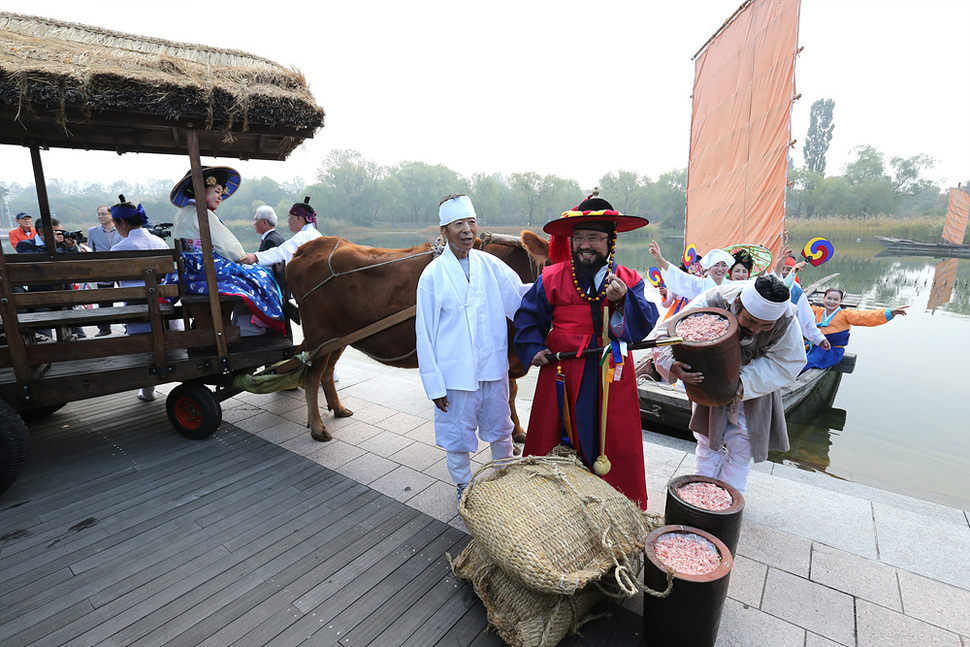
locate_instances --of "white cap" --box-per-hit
[700,248,734,270]
[739,281,790,321]
[439,195,476,226]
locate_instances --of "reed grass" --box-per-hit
[785,215,945,242]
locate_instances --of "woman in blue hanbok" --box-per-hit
[169,166,284,335]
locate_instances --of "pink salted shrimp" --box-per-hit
[654,532,722,575]
[676,313,730,342]
[677,482,733,510]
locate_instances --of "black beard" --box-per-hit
[572,249,607,272]
[572,252,607,292]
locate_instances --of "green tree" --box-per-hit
[786,166,822,217]
[597,170,649,215]
[315,149,385,225]
[537,175,582,225]
[803,98,835,176]
[808,176,852,216]
[469,172,512,225]
[842,145,886,185]
[890,154,937,197]
[387,161,466,224]
[0,181,9,226]
[508,172,545,226]
[642,169,686,230]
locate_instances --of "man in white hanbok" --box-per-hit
[239,197,323,267]
[415,195,531,501]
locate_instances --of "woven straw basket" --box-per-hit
[451,539,603,647]
[459,453,650,595]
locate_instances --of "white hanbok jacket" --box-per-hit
[173,204,245,263]
[416,245,531,401]
[254,224,322,266]
[111,228,171,335]
[660,266,745,301]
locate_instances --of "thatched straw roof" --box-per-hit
[0,12,325,160]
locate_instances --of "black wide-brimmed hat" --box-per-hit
[169,166,241,207]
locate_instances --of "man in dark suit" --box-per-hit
[254,206,285,251]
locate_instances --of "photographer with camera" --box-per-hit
[88,205,123,336]
[16,216,86,341]
[16,216,80,254]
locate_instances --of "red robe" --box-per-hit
[516,262,654,509]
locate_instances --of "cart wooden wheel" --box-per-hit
[166,383,223,440]
[0,399,29,496]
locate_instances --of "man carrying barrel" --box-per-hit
[650,276,806,493]
[513,194,659,509]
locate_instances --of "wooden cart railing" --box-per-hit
[0,249,243,408]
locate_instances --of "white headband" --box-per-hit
[439,195,476,226]
[701,248,734,269]
[739,282,790,321]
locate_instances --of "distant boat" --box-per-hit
[877,186,970,258]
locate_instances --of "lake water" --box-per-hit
[344,229,970,510]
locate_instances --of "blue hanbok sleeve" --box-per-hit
[513,275,552,368]
[611,278,659,344]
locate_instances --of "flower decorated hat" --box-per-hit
[543,191,649,264]
[169,166,241,207]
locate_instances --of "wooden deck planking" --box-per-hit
[283,526,468,647]
[114,496,407,647]
[192,508,433,647]
[102,488,388,647]
[1,392,647,647]
[10,483,382,646]
[0,436,289,592]
[168,508,428,647]
[0,459,334,643]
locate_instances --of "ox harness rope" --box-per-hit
[296,237,445,305]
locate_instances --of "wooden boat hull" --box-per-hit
[638,353,855,433]
[875,236,970,259]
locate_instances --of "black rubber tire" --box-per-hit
[19,402,67,422]
[166,383,222,440]
[0,399,30,497]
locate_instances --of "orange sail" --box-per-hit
[927,258,959,311]
[685,0,802,262]
[941,187,970,245]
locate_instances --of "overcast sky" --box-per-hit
[2,0,968,195]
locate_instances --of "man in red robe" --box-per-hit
[513,195,659,509]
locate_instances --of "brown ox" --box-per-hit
[286,231,549,441]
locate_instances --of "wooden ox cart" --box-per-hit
[0,12,324,495]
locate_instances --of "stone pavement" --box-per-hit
[162,347,970,647]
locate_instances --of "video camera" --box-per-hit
[62,230,87,243]
[150,222,174,239]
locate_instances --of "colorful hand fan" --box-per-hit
[802,237,834,267]
[683,244,698,267]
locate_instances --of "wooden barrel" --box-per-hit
[643,525,733,647]
[667,308,740,406]
[665,474,745,556]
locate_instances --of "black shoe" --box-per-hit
[96,330,112,337]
